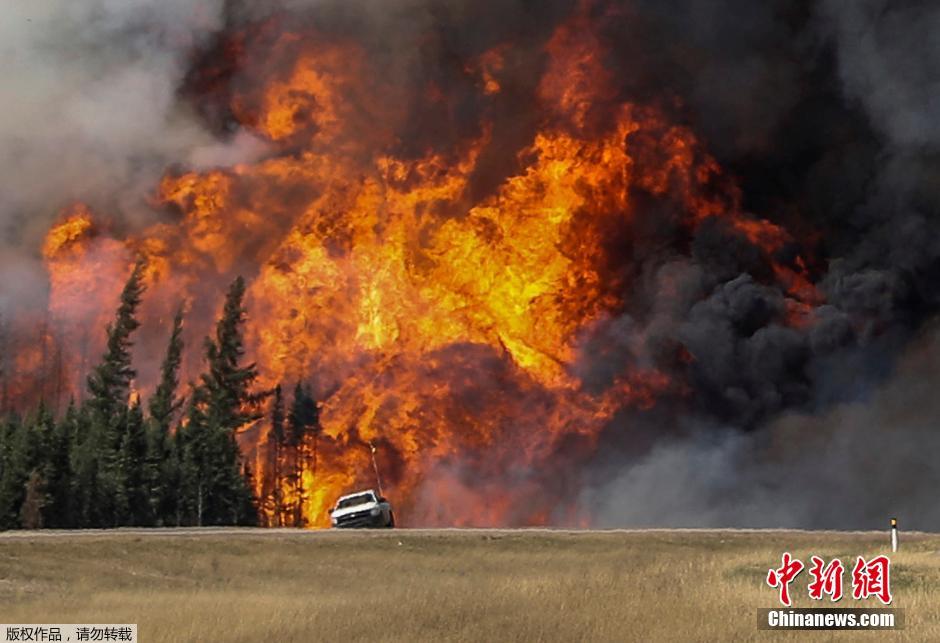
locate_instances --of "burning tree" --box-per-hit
[258,382,322,528]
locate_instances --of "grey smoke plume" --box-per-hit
[584,321,940,531]
[0,0,265,310]
[820,0,940,149]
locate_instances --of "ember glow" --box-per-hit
[27,5,822,527]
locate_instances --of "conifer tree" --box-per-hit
[239,461,260,526]
[263,385,286,526]
[151,426,182,527]
[0,414,14,497]
[40,401,73,528]
[180,277,263,526]
[170,420,186,526]
[0,314,9,415]
[147,306,185,525]
[0,406,53,529]
[119,398,149,525]
[86,260,146,419]
[41,399,81,528]
[83,260,147,527]
[0,414,32,528]
[68,402,97,528]
[287,383,318,527]
[149,306,185,433]
[179,383,211,526]
[201,277,266,432]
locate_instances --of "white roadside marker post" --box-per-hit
[891,517,898,553]
[370,442,385,498]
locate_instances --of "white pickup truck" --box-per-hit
[329,489,395,528]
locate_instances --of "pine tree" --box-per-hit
[201,277,266,432]
[0,314,9,415]
[0,414,14,491]
[0,406,52,529]
[180,276,264,526]
[147,307,185,526]
[170,420,186,527]
[39,401,73,528]
[286,383,319,527]
[84,260,147,527]
[119,398,149,525]
[158,432,182,527]
[266,385,285,526]
[149,306,185,434]
[179,384,209,526]
[239,461,260,527]
[0,414,31,529]
[44,400,79,528]
[68,403,97,528]
[86,260,146,419]
[106,407,131,526]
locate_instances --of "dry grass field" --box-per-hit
[0,528,938,642]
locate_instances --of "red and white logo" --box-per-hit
[766,553,892,606]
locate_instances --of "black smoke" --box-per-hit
[575,0,940,529]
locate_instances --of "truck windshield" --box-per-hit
[337,493,374,509]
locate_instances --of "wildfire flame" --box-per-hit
[34,6,819,527]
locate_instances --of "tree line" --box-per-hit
[0,263,320,529]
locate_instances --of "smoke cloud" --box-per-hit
[821,0,940,149]
[0,0,265,310]
[578,0,940,529]
[585,321,940,530]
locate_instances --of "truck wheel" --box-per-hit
[387,511,395,528]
